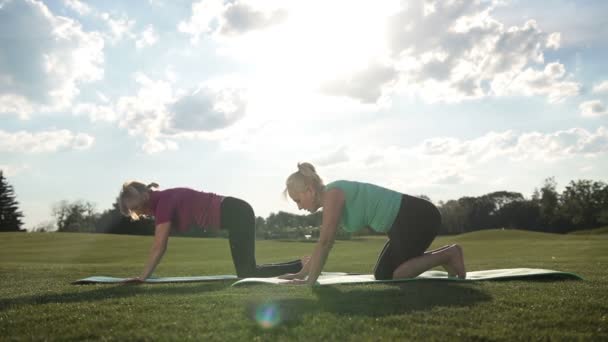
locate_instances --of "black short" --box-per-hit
[373,194,441,280]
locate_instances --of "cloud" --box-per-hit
[219,1,287,36]
[167,86,247,133]
[0,129,94,153]
[0,0,104,118]
[493,62,580,103]
[434,173,465,185]
[63,0,138,45]
[313,147,350,167]
[579,100,608,118]
[349,126,608,188]
[320,63,397,103]
[178,0,287,43]
[115,73,175,144]
[135,25,159,49]
[99,12,136,43]
[415,126,608,164]
[112,73,248,153]
[593,81,608,95]
[63,0,91,15]
[73,102,117,122]
[327,1,579,103]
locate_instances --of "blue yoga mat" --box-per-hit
[72,275,238,284]
[231,268,582,287]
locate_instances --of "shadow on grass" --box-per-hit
[0,281,232,312]
[245,282,491,327]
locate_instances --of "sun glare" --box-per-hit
[220,1,401,96]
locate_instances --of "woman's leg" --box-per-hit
[373,240,396,280]
[377,194,466,279]
[221,197,303,278]
[392,244,466,279]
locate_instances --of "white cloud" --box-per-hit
[579,100,608,118]
[313,147,350,167]
[167,86,247,133]
[218,1,287,36]
[111,73,248,153]
[178,0,287,43]
[414,126,608,165]
[493,62,580,103]
[100,12,136,43]
[320,63,397,104]
[136,25,159,49]
[223,0,578,104]
[115,73,175,142]
[593,81,608,95]
[63,0,91,15]
[62,0,138,45]
[381,2,580,104]
[337,126,608,189]
[0,0,104,118]
[0,129,94,153]
[73,102,117,122]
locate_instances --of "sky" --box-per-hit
[1,0,607,230]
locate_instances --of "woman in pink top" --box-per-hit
[117,181,303,282]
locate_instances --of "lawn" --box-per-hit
[0,229,606,341]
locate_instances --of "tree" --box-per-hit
[53,200,98,233]
[561,180,608,231]
[0,171,25,232]
[533,177,562,231]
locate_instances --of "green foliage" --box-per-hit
[438,177,608,235]
[49,177,608,238]
[0,170,24,232]
[52,200,98,233]
[0,231,606,340]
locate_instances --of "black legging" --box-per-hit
[220,197,303,278]
[373,194,441,280]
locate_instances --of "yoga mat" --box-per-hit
[231,268,582,287]
[72,272,347,285]
[72,275,238,284]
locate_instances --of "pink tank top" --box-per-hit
[149,188,224,232]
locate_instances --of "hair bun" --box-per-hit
[298,162,316,175]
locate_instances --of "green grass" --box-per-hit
[1,230,606,341]
[569,226,608,235]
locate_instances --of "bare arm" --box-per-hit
[138,222,171,280]
[303,188,345,285]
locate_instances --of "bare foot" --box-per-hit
[440,244,459,277]
[301,255,311,266]
[446,244,466,279]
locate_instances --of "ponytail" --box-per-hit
[284,162,324,198]
[117,181,158,220]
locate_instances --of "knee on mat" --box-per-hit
[374,269,393,281]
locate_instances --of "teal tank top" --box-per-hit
[325,180,403,233]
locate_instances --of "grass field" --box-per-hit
[1,229,606,341]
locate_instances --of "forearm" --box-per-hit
[306,242,332,285]
[139,245,166,279]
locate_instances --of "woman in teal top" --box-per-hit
[280,162,466,285]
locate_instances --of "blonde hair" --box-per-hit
[117,181,159,220]
[284,162,324,200]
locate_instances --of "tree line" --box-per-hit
[1,171,607,237]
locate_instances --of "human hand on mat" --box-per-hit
[122,277,145,285]
[278,272,305,280]
[283,279,309,285]
[279,255,312,280]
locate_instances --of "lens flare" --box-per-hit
[254,302,281,329]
